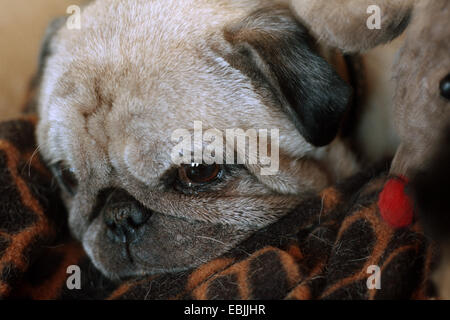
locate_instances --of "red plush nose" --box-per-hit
[378,176,414,228]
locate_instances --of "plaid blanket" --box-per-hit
[0,116,439,300]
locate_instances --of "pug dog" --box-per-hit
[36,0,359,280]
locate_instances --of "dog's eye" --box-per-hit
[440,73,450,100]
[50,162,78,196]
[177,163,223,187]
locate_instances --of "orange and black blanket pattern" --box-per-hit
[0,117,440,300]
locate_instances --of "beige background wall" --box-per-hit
[0,0,83,120]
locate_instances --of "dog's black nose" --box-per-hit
[440,73,450,100]
[102,190,151,243]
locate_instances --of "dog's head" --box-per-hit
[36,0,355,280]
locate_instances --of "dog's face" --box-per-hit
[36,0,354,280]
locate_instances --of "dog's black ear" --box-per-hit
[223,6,351,146]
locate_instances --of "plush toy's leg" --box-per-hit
[289,0,414,52]
[390,144,420,178]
